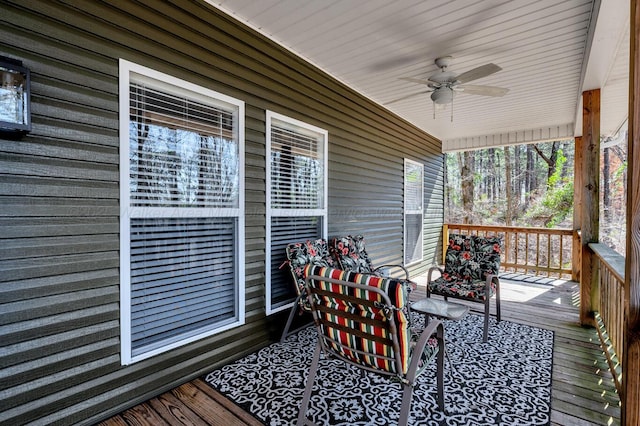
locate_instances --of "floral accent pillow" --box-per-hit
[285,239,335,293]
[331,235,374,274]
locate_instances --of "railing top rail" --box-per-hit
[588,242,625,283]
[446,223,573,236]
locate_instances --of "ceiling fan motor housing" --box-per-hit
[431,87,453,104]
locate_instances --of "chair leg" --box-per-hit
[297,342,321,426]
[483,298,490,343]
[436,331,445,412]
[281,295,302,343]
[495,278,501,322]
[399,382,414,426]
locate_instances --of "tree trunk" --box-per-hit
[533,142,559,186]
[488,148,496,200]
[504,146,513,226]
[526,144,536,198]
[458,151,475,224]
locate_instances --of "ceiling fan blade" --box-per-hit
[400,77,432,86]
[458,84,509,97]
[455,63,502,83]
[385,90,432,104]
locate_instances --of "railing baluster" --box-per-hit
[559,235,563,278]
[536,233,540,276]
[547,234,552,277]
[588,242,625,396]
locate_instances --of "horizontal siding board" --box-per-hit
[1,252,119,282]
[0,135,118,163]
[0,270,117,303]
[0,304,119,347]
[1,321,119,370]
[1,286,117,325]
[0,155,117,181]
[1,338,119,388]
[0,218,118,238]
[0,178,119,199]
[0,0,443,424]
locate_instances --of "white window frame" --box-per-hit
[119,59,245,364]
[404,158,424,266]
[265,111,328,315]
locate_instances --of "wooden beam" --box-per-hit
[580,89,600,326]
[573,136,583,282]
[623,1,640,424]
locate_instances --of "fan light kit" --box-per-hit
[390,56,509,122]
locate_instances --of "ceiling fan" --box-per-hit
[389,56,509,121]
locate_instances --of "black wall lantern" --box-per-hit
[0,56,31,135]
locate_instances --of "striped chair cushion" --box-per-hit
[304,264,411,374]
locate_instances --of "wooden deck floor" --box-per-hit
[98,276,620,426]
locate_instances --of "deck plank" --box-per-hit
[97,277,620,426]
[148,391,210,426]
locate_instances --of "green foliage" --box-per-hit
[444,140,578,227]
[524,149,573,227]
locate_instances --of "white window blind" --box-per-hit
[269,125,324,209]
[128,82,239,208]
[268,216,324,309]
[265,112,328,314]
[130,218,237,357]
[404,159,424,265]
[119,59,245,364]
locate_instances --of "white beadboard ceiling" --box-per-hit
[211,0,629,152]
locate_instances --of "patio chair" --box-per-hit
[426,233,502,343]
[280,239,337,342]
[331,234,417,291]
[298,265,445,426]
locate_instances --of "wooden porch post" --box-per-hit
[623,1,640,423]
[573,136,583,282]
[580,89,600,327]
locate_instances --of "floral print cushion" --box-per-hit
[331,235,374,273]
[285,239,336,294]
[443,233,476,282]
[428,234,503,302]
[472,236,502,282]
[412,335,440,376]
[429,276,496,301]
[331,235,417,294]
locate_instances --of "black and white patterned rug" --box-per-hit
[204,313,553,425]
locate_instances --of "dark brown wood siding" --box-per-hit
[0,1,442,424]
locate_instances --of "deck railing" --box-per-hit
[443,225,627,402]
[444,224,574,279]
[589,243,625,395]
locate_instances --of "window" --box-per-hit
[404,159,424,265]
[119,59,245,364]
[266,111,327,314]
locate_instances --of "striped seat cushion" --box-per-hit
[304,265,412,374]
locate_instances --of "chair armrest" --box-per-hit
[484,273,500,294]
[406,319,444,382]
[427,265,444,282]
[374,264,410,280]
